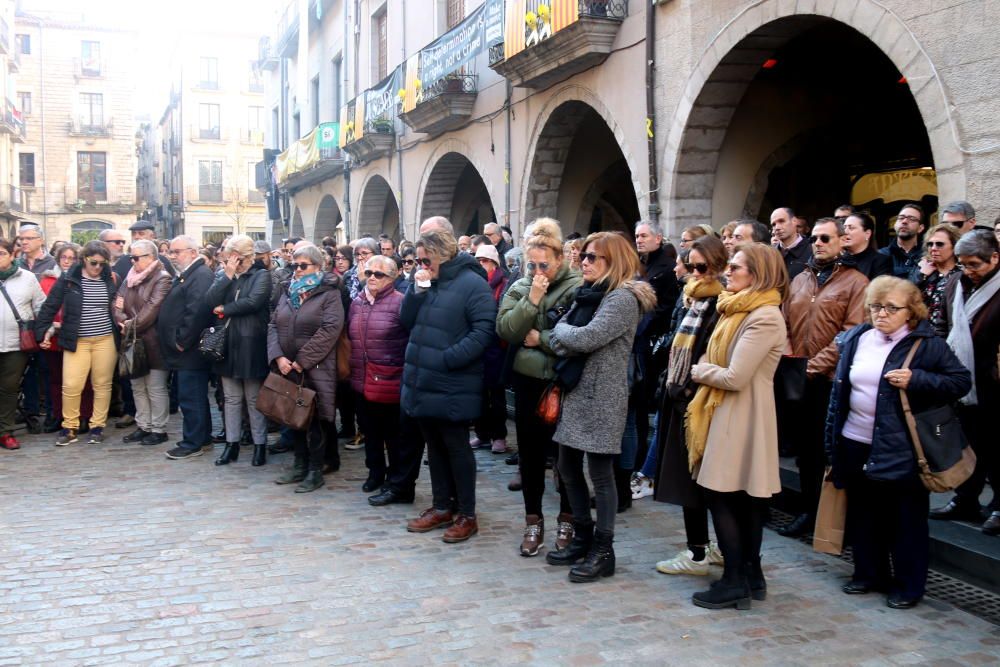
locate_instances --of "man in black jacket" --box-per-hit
[158,236,214,460]
[771,207,812,280]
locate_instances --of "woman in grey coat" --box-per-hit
[545,232,657,583]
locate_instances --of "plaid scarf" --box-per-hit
[665,278,723,391]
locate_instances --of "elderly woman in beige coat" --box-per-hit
[686,243,788,611]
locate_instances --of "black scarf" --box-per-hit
[554,282,608,391]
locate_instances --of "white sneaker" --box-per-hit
[706,542,724,566]
[655,549,710,576]
[631,476,654,500]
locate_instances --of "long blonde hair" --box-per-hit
[582,232,641,291]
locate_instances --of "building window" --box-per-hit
[332,56,342,116]
[17,92,31,116]
[199,103,220,140]
[79,93,104,129]
[77,152,107,202]
[19,153,35,187]
[15,34,30,55]
[373,9,387,82]
[249,61,264,92]
[198,160,223,202]
[311,76,320,127]
[272,106,280,149]
[248,106,264,142]
[199,57,219,89]
[292,111,300,141]
[248,163,263,203]
[81,41,101,75]
[446,0,464,28]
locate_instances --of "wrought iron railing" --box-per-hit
[420,73,477,104]
[579,0,628,19]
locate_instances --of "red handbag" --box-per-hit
[535,383,563,425]
[363,361,403,404]
[0,280,39,352]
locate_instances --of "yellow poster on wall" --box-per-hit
[504,0,580,59]
[402,53,421,113]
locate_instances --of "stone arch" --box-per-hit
[357,174,399,239]
[418,150,497,237]
[661,1,963,235]
[414,138,498,240]
[290,208,304,238]
[520,85,644,237]
[313,194,342,243]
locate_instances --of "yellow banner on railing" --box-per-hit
[504,0,580,59]
[276,122,340,185]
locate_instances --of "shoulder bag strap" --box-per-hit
[898,338,929,471]
[0,280,24,325]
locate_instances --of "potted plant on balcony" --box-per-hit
[372,118,393,134]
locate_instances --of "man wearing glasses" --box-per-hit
[99,229,129,282]
[879,203,925,280]
[940,200,980,236]
[16,224,55,277]
[781,216,869,538]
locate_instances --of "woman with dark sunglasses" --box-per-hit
[36,241,119,446]
[913,223,962,337]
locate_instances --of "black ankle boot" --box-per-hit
[546,521,594,566]
[569,530,615,582]
[295,470,325,493]
[252,444,266,467]
[615,467,632,513]
[215,442,239,466]
[747,558,766,601]
[692,575,752,610]
[275,455,307,484]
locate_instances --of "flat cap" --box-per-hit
[129,220,155,231]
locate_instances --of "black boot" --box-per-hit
[692,570,752,610]
[747,557,766,601]
[777,513,814,537]
[546,521,594,566]
[569,530,616,582]
[252,444,266,467]
[615,466,632,513]
[323,421,340,473]
[295,469,325,493]
[275,454,307,484]
[215,442,240,466]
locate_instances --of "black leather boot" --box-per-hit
[747,557,766,601]
[569,530,616,582]
[615,466,632,513]
[692,570,752,610]
[545,521,594,566]
[215,442,240,466]
[275,455,307,484]
[252,444,266,467]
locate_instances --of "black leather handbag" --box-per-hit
[198,322,228,361]
[774,355,808,403]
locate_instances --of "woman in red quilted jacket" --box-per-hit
[348,254,411,504]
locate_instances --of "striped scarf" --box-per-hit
[665,278,723,390]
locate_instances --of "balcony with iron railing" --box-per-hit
[341,95,395,163]
[258,36,278,71]
[277,121,344,193]
[0,17,9,56]
[0,184,27,215]
[241,128,266,145]
[490,0,628,90]
[64,186,141,213]
[189,124,229,142]
[275,1,299,59]
[68,115,113,137]
[400,71,478,136]
[187,184,228,205]
[72,57,106,79]
[1,100,25,141]
[7,48,19,73]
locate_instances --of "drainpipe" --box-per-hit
[396,0,405,239]
[34,16,49,234]
[343,157,352,242]
[505,79,512,234]
[645,0,660,225]
[342,0,351,241]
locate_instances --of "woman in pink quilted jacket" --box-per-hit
[348,254,411,504]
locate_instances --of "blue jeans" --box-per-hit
[639,413,660,478]
[177,369,211,450]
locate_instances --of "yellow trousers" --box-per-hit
[62,334,116,430]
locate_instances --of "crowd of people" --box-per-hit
[2,200,998,612]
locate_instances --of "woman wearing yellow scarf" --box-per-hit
[685,243,789,610]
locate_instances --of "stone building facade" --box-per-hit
[261,0,1000,246]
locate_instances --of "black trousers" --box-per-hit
[559,445,615,534]
[705,489,768,583]
[954,404,998,512]
[361,397,406,487]
[420,418,477,517]
[293,418,337,472]
[0,351,28,435]
[846,467,929,601]
[336,380,357,435]
[474,385,508,442]
[795,376,833,516]
[392,411,425,494]
[512,374,572,518]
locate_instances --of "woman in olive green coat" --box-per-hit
[497,219,581,557]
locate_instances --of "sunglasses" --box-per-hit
[417,257,433,267]
[86,259,107,267]
[684,262,709,273]
[580,252,605,264]
[808,234,834,244]
[106,239,126,245]
[402,259,415,266]
[364,270,389,279]
[129,254,151,262]
[291,262,314,271]
[525,261,551,273]
[925,241,949,249]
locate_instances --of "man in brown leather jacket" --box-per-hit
[780,217,869,537]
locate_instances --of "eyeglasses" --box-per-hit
[525,261,551,273]
[363,270,389,279]
[808,234,834,244]
[17,236,41,242]
[869,303,907,315]
[684,262,710,273]
[129,254,151,262]
[291,262,314,271]
[925,241,949,249]
[335,255,348,262]
[355,250,373,258]
[86,259,107,267]
[580,252,606,264]
[896,214,920,223]
[417,257,433,267]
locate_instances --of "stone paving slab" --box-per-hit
[2,416,999,666]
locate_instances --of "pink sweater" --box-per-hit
[842,325,911,444]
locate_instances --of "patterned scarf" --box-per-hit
[665,278,723,390]
[289,271,323,310]
[685,287,782,471]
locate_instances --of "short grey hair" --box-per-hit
[941,200,975,220]
[99,229,124,241]
[484,222,500,235]
[634,220,663,238]
[170,235,200,250]
[505,245,523,269]
[954,229,999,262]
[292,243,325,267]
[420,216,454,235]
[18,223,44,238]
[131,239,158,257]
[364,254,397,277]
[354,237,379,255]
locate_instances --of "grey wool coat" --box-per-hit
[549,280,657,454]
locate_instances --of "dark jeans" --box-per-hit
[336,381,356,435]
[558,444,615,534]
[419,418,477,517]
[795,376,833,517]
[0,351,28,435]
[176,369,211,450]
[168,371,179,412]
[513,373,571,518]
[706,489,769,583]
[392,411,425,494]
[21,352,44,416]
[845,455,929,600]
[474,385,508,442]
[121,374,136,417]
[954,404,998,512]
[45,350,93,421]
[362,397,400,484]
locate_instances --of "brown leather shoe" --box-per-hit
[554,512,575,551]
[442,514,479,543]
[406,508,454,533]
[520,514,544,556]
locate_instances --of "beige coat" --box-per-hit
[692,304,786,498]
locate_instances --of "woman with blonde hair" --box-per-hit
[679,225,709,251]
[687,243,788,609]
[498,218,581,557]
[544,232,657,582]
[720,222,739,258]
[913,223,963,337]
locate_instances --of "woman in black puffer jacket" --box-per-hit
[204,235,272,467]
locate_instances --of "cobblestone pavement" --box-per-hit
[2,414,1000,666]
